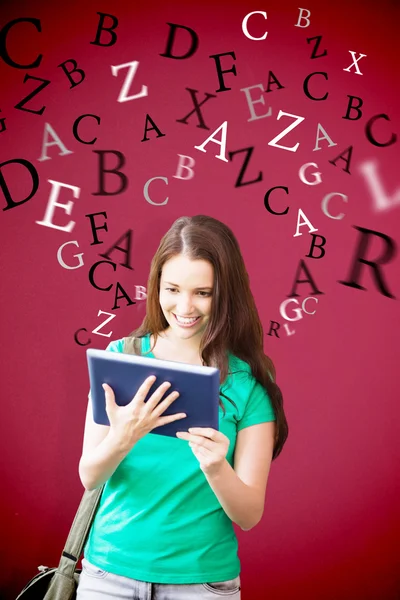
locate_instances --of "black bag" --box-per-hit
[16,486,103,600]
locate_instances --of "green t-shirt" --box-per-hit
[84,333,276,583]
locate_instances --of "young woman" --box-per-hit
[77,214,288,600]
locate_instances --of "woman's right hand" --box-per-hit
[102,376,185,450]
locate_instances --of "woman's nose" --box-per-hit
[176,297,194,314]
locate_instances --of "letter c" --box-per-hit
[321,192,348,220]
[0,18,42,69]
[143,176,169,206]
[302,296,318,315]
[88,260,116,291]
[264,186,289,215]
[73,114,100,145]
[242,11,268,41]
[74,328,91,346]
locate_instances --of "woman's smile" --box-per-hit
[172,313,202,328]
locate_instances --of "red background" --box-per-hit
[1,0,399,598]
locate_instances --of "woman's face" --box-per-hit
[159,255,214,340]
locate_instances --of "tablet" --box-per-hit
[86,348,221,437]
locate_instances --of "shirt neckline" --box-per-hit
[143,332,233,362]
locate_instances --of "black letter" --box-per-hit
[176,89,216,129]
[0,158,39,211]
[267,321,280,338]
[338,226,396,299]
[229,147,263,187]
[306,234,326,259]
[92,150,128,196]
[0,18,42,68]
[343,95,363,120]
[365,114,397,148]
[141,114,165,142]
[328,145,353,175]
[209,51,237,93]
[58,59,85,89]
[159,23,199,59]
[0,111,6,133]
[265,71,284,93]
[90,12,118,47]
[111,283,136,310]
[303,72,328,101]
[99,229,134,270]
[14,75,50,115]
[264,186,289,215]
[287,260,324,298]
[306,35,327,59]
[86,212,108,245]
[74,328,91,346]
[73,114,100,144]
[88,260,116,291]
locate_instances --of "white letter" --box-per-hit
[343,51,367,75]
[321,192,348,220]
[299,162,322,186]
[143,176,168,205]
[173,155,195,180]
[358,159,400,212]
[313,123,337,151]
[194,121,229,162]
[283,323,296,336]
[92,310,116,338]
[268,111,305,152]
[295,8,311,28]
[111,60,148,102]
[35,179,80,232]
[242,11,268,40]
[135,285,147,300]
[280,298,303,322]
[241,84,272,122]
[293,208,318,237]
[302,296,318,315]
[57,240,84,269]
[38,123,73,162]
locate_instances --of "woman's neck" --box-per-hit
[159,327,202,355]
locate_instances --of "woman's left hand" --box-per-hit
[176,427,230,476]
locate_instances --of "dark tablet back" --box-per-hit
[86,348,221,437]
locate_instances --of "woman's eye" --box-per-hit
[165,288,211,297]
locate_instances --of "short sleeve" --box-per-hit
[104,339,124,353]
[88,338,124,399]
[237,377,276,431]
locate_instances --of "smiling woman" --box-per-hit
[158,255,214,341]
[77,214,288,600]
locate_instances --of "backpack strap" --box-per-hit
[122,336,141,355]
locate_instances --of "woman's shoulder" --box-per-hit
[228,351,251,372]
[227,352,254,387]
[105,338,125,353]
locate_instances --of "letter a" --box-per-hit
[194,121,228,162]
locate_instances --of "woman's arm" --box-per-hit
[204,421,276,530]
[78,396,134,490]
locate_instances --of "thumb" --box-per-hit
[103,383,115,415]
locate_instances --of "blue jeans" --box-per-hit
[77,558,241,599]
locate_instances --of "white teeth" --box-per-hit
[174,314,199,324]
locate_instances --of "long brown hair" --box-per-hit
[127,215,288,460]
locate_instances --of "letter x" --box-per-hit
[343,51,367,75]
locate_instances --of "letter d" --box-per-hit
[159,23,199,59]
